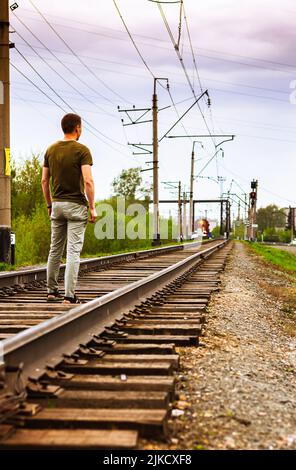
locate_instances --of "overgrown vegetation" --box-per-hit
[246,242,296,276]
[10,155,179,267]
[256,204,286,232]
[246,242,296,336]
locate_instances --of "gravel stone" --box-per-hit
[139,242,296,450]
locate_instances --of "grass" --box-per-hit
[245,241,296,336]
[0,262,14,272]
[245,242,296,276]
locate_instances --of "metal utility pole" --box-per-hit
[248,180,258,241]
[152,79,160,245]
[287,206,295,242]
[178,181,182,241]
[220,200,224,236]
[189,141,203,236]
[189,147,194,236]
[218,176,226,199]
[183,191,187,240]
[291,208,294,242]
[226,200,231,238]
[0,0,11,263]
[162,180,183,242]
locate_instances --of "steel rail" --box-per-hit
[0,241,211,288]
[2,240,228,384]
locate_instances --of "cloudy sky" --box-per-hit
[9,0,296,220]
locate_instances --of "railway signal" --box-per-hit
[247,180,258,241]
[286,207,296,241]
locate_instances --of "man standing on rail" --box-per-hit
[41,113,97,304]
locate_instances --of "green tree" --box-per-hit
[212,226,221,238]
[112,167,151,203]
[257,205,286,232]
[11,154,43,218]
[232,221,245,239]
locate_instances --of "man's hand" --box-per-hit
[47,207,52,217]
[89,207,97,223]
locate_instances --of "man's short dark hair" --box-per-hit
[61,113,81,134]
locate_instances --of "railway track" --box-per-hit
[0,239,232,450]
[0,240,219,341]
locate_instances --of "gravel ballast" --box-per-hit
[141,241,296,450]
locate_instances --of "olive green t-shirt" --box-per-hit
[43,140,93,206]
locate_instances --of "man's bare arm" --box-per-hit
[81,164,97,222]
[41,167,52,214]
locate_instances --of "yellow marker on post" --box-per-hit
[4,148,10,176]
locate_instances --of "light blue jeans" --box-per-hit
[47,201,88,298]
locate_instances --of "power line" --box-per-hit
[13,38,293,99]
[182,1,203,96]
[11,15,118,118]
[182,0,218,150]
[220,163,296,206]
[12,12,117,106]
[10,61,135,161]
[113,0,206,146]
[156,2,216,148]
[28,0,130,105]
[11,62,66,112]
[15,44,294,105]
[112,0,195,172]
[14,46,76,112]
[113,0,155,79]
[16,9,296,76]
[13,46,126,147]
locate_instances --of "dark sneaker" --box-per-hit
[63,295,81,304]
[47,290,63,302]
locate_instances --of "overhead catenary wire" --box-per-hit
[10,62,136,162]
[113,0,201,183]
[14,46,75,112]
[13,35,293,100]
[11,15,118,119]
[182,0,218,141]
[13,46,127,147]
[12,13,122,107]
[16,8,296,76]
[113,0,195,144]
[220,163,296,206]
[11,62,66,113]
[28,0,131,105]
[113,0,155,80]
[155,1,217,148]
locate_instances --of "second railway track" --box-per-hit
[0,239,232,450]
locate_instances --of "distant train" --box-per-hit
[191,218,212,239]
[199,218,210,238]
[198,218,211,238]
